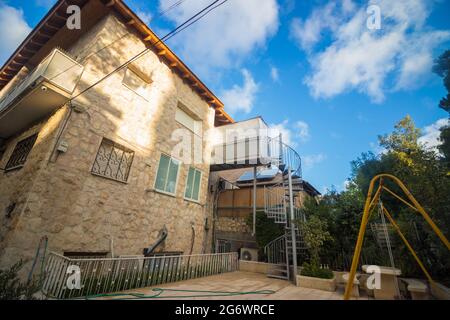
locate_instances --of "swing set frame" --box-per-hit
[343,174,450,300]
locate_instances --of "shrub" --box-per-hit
[0,260,42,300]
[300,262,334,279]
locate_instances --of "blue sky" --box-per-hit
[1,0,449,193]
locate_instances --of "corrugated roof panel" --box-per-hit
[257,168,279,180]
[237,171,256,182]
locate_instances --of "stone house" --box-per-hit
[0,0,234,269]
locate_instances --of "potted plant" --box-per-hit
[296,216,336,292]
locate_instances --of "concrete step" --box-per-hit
[267,274,289,280]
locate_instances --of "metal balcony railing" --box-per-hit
[211,135,302,177]
[42,251,239,299]
[0,49,83,113]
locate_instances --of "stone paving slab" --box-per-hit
[98,271,362,300]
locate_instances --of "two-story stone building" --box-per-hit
[0,0,235,269]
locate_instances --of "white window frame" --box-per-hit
[122,66,152,100]
[184,166,203,202]
[175,105,202,137]
[154,153,181,196]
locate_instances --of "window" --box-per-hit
[175,106,202,136]
[91,138,134,183]
[122,66,152,100]
[155,154,180,194]
[184,167,202,201]
[5,134,38,171]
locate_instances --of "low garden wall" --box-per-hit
[238,261,278,274]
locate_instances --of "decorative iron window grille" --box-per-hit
[91,138,134,183]
[5,134,38,171]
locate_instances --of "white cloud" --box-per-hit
[0,4,31,65]
[303,153,326,170]
[270,66,280,83]
[159,0,279,73]
[295,121,310,142]
[268,119,311,147]
[418,118,449,150]
[136,10,152,25]
[269,120,293,146]
[290,2,338,52]
[369,141,387,156]
[291,0,450,103]
[220,69,258,114]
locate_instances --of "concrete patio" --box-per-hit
[97,271,371,300]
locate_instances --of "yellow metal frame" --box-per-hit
[343,174,450,300]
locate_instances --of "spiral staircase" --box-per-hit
[263,136,307,281]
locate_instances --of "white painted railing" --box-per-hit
[42,251,238,299]
[0,49,83,113]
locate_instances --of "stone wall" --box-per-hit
[216,216,251,234]
[0,12,216,269]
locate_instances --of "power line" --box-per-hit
[45,0,193,81]
[163,0,228,41]
[158,0,189,17]
[69,0,229,102]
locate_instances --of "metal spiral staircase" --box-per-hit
[263,136,307,280]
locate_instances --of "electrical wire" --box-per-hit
[41,0,194,84]
[69,0,229,102]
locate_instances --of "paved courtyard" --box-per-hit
[98,271,370,300]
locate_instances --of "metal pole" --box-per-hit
[288,166,298,285]
[252,166,257,236]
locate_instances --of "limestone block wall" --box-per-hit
[216,216,251,234]
[0,12,216,269]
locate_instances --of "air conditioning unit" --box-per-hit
[240,248,258,261]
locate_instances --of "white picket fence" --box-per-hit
[42,251,238,299]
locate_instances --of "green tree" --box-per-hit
[432,50,450,113]
[0,260,42,300]
[433,50,450,172]
[351,116,450,281]
[296,215,332,266]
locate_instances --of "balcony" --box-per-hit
[0,49,84,139]
[211,117,275,171]
[210,117,301,174]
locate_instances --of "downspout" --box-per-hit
[252,166,257,236]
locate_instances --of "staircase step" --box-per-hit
[267,274,289,280]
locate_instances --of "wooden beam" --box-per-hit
[54,11,67,21]
[157,50,167,56]
[22,47,37,55]
[143,35,154,41]
[30,39,46,46]
[44,22,60,31]
[127,19,136,25]
[106,0,116,7]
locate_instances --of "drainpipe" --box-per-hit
[288,166,298,285]
[252,166,257,236]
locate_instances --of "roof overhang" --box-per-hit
[0,0,234,125]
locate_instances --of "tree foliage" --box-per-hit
[433,50,450,113]
[0,260,41,300]
[303,115,450,284]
